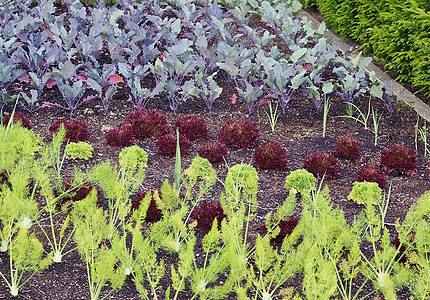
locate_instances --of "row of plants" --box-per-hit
[299,0,430,98]
[0,0,398,117]
[7,109,420,188]
[1,117,430,299]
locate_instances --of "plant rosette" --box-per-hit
[65,142,94,160]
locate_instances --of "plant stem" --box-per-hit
[323,95,330,138]
[372,107,382,146]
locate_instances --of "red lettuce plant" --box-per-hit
[174,115,208,141]
[123,109,168,139]
[105,126,135,148]
[253,142,288,170]
[332,136,361,163]
[55,179,102,207]
[197,142,228,164]
[190,201,227,232]
[303,152,341,179]
[218,117,259,149]
[131,190,163,222]
[0,169,10,189]
[49,118,91,142]
[155,133,192,156]
[2,112,33,129]
[380,143,417,175]
[259,215,299,243]
[390,232,416,264]
[353,164,388,189]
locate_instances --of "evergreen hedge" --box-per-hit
[300,0,430,98]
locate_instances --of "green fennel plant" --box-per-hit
[351,183,410,299]
[86,145,147,239]
[72,189,126,300]
[111,192,165,300]
[394,191,430,299]
[238,191,301,300]
[0,228,52,297]
[32,127,81,263]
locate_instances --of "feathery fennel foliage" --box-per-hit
[0,117,41,172]
[32,127,81,263]
[299,185,354,299]
[111,190,164,300]
[174,219,232,300]
[86,146,147,239]
[0,228,52,297]
[182,155,217,203]
[352,183,409,299]
[0,160,39,252]
[395,191,430,299]
[72,189,126,300]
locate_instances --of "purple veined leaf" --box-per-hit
[18,74,33,85]
[258,98,271,107]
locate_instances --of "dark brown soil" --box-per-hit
[0,6,429,300]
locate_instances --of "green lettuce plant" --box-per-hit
[65,142,94,160]
[348,181,382,205]
[284,169,317,195]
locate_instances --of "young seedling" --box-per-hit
[322,81,334,138]
[415,115,420,151]
[372,107,383,146]
[418,122,430,157]
[337,98,371,129]
[265,100,280,132]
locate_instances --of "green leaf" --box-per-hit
[202,219,220,254]
[348,181,382,205]
[131,191,152,225]
[322,81,334,94]
[290,48,307,63]
[254,234,277,272]
[109,10,124,27]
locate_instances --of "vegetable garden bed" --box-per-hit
[1,0,430,299]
